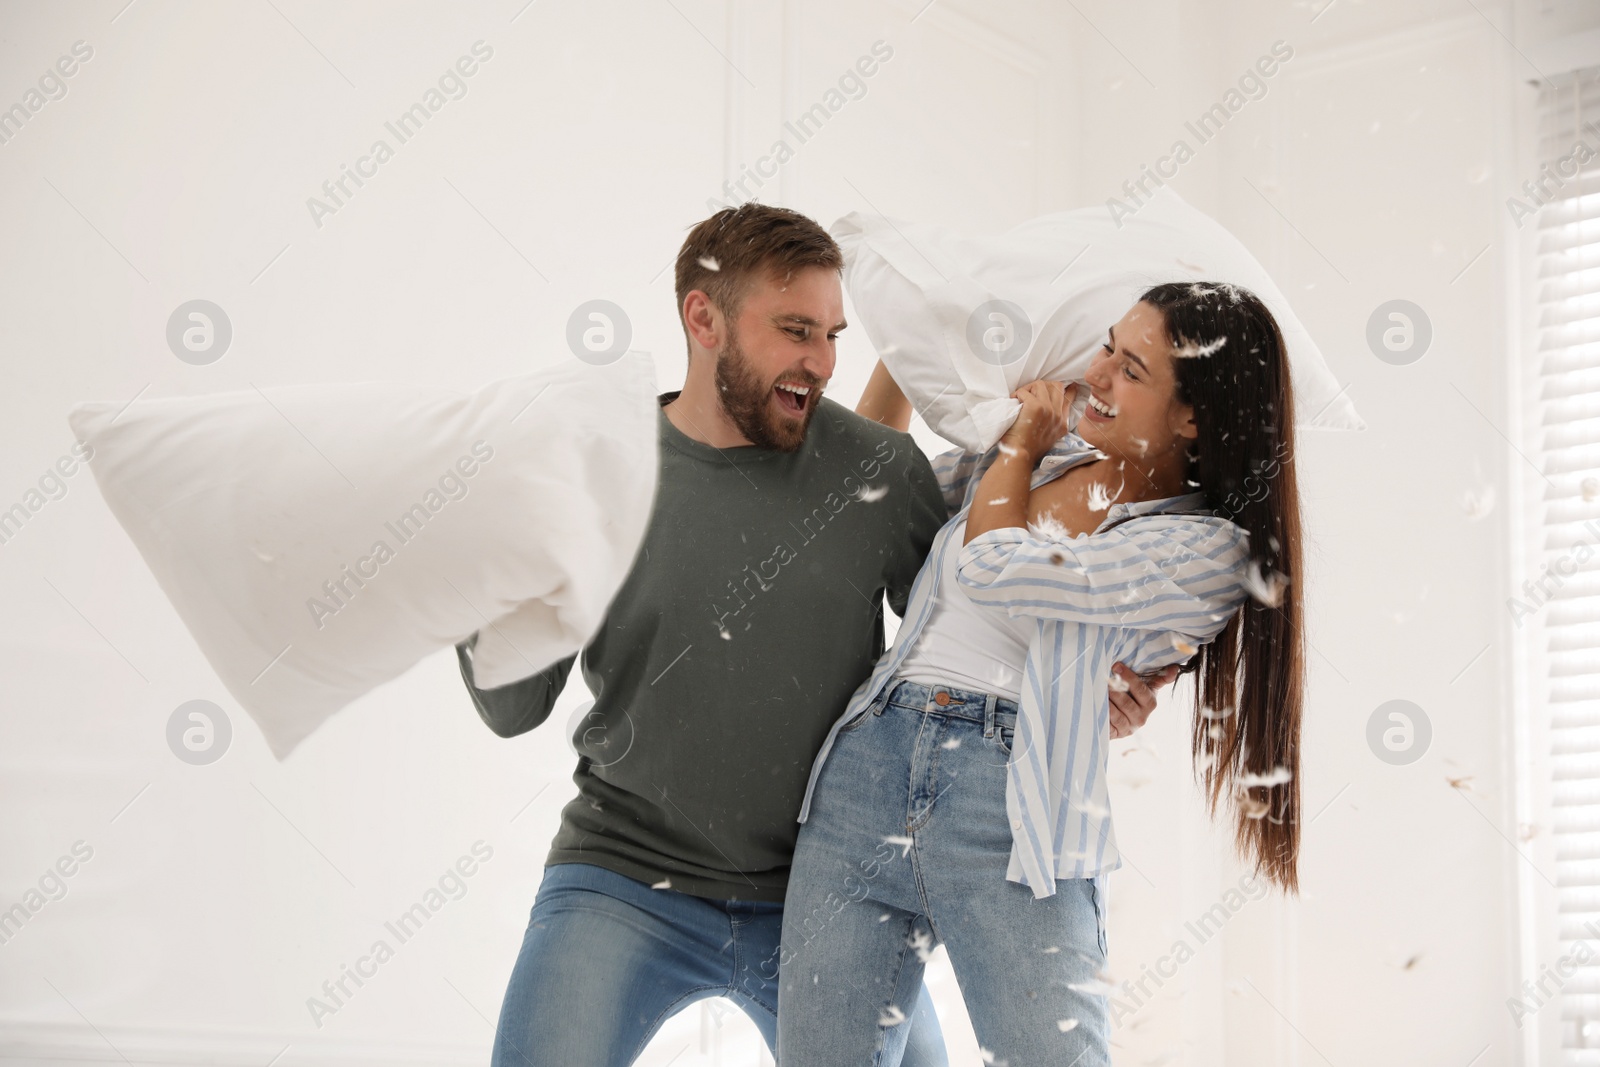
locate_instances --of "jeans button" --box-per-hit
[933,691,951,706]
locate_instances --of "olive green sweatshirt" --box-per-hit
[456,391,946,901]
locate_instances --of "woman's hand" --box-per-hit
[1000,380,1076,463]
[965,380,1075,546]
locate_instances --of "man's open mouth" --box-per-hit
[773,380,812,416]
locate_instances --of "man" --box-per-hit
[457,203,1169,1066]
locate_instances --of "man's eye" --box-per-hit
[786,328,807,340]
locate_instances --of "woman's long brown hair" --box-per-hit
[1141,281,1305,894]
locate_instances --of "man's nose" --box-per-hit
[804,346,836,383]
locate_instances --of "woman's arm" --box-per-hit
[962,446,1034,544]
[956,515,1249,634]
[855,359,913,431]
[964,380,1076,545]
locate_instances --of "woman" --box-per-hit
[776,282,1304,1066]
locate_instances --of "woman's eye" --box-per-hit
[1122,364,1138,381]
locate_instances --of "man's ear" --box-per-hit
[682,291,722,355]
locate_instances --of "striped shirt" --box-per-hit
[796,432,1250,899]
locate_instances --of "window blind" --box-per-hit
[1530,64,1600,1060]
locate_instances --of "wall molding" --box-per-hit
[1525,25,1600,79]
[0,1020,482,1066]
[1286,11,1489,77]
[878,0,1048,76]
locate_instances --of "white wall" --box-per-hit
[1,1,1593,1065]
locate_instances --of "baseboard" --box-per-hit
[0,1021,485,1067]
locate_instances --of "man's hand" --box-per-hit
[1108,662,1178,739]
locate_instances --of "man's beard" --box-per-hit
[713,328,821,452]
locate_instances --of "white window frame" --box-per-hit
[1511,54,1600,1067]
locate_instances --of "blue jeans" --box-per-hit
[491,860,947,1066]
[778,679,1111,1067]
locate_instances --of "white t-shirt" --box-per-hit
[895,515,1035,701]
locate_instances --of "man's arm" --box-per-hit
[455,633,576,738]
[886,445,946,617]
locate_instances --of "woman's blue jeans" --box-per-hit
[490,860,947,1066]
[777,679,1111,1067]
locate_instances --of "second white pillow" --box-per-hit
[833,188,1363,454]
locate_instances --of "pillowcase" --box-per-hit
[832,187,1364,453]
[68,352,658,759]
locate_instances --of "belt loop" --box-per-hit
[983,693,997,738]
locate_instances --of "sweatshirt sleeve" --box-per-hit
[954,515,1249,636]
[456,632,576,738]
[886,445,947,619]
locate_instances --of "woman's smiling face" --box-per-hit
[1075,300,1198,467]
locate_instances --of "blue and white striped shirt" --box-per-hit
[796,432,1250,899]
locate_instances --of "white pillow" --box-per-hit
[833,188,1364,453]
[68,352,658,759]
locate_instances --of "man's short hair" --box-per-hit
[673,204,843,344]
